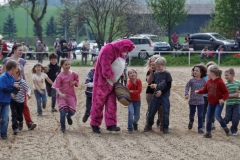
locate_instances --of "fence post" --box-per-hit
[159,51,161,56]
[218,52,220,66]
[188,50,190,65]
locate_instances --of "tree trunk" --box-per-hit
[34,23,43,43]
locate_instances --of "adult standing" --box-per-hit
[2,40,8,57]
[2,44,37,130]
[59,36,66,50]
[235,31,240,50]
[82,38,90,52]
[171,32,179,46]
[54,38,60,51]
[21,42,27,59]
[35,40,45,63]
[90,39,135,133]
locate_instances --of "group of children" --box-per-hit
[0,47,239,139]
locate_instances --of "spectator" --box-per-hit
[82,38,90,51]
[91,45,97,61]
[171,32,179,46]
[21,42,28,59]
[235,31,240,50]
[35,40,45,63]
[55,44,62,64]
[81,45,88,65]
[182,39,189,56]
[26,45,34,59]
[35,38,39,46]
[54,38,60,51]
[2,40,8,57]
[61,43,68,58]
[185,33,190,43]
[216,45,226,59]
[200,46,209,59]
[43,44,49,59]
[59,36,66,50]
[72,39,77,59]
[173,41,181,57]
[208,48,214,58]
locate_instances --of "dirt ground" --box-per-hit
[0,63,240,160]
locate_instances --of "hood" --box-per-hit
[110,39,135,54]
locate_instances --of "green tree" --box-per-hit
[45,16,57,37]
[2,14,18,38]
[211,0,240,38]
[146,0,188,45]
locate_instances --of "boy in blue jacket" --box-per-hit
[0,60,19,140]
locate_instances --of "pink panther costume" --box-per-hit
[90,39,135,133]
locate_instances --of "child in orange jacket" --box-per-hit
[127,69,142,133]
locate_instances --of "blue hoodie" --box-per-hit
[0,72,16,104]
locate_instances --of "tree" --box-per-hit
[2,14,18,38]
[146,0,188,45]
[211,0,240,38]
[9,0,48,42]
[45,16,57,37]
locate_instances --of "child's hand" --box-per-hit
[129,90,133,93]
[155,90,162,97]
[150,84,157,89]
[235,90,240,97]
[14,84,20,90]
[39,90,44,95]
[60,93,66,99]
[219,99,224,105]
[111,77,117,83]
[195,90,199,94]
[11,94,16,98]
[69,81,75,87]
[185,95,189,99]
[27,94,31,99]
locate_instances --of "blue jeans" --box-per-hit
[206,104,227,133]
[34,89,47,114]
[147,95,170,130]
[0,103,9,138]
[46,84,56,108]
[60,108,75,130]
[189,104,204,130]
[224,104,240,134]
[128,101,141,131]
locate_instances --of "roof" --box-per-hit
[136,4,215,15]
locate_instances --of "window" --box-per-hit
[141,39,149,44]
[129,39,140,45]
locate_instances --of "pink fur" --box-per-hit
[90,39,135,127]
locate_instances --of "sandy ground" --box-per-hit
[0,60,240,160]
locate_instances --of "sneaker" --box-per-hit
[67,116,73,125]
[28,122,37,130]
[133,123,138,130]
[18,122,23,131]
[128,130,133,134]
[224,128,230,136]
[232,133,237,136]
[163,129,169,134]
[82,115,89,123]
[42,104,46,109]
[188,122,193,130]
[106,125,121,131]
[144,125,152,132]
[198,128,204,134]
[13,129,18,135]
[51,108,57,112]
[211,123,216,130]
[203,133,212,138]
[91,125,101,133]
[61,128,65,133]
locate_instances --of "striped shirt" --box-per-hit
[12,78,31,103]
[85,69,94,96]
[225,80,240,106]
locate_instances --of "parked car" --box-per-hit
[128,36,153,59]
[153,42,171,54]
[189,33,239,51]
[75,42,99,55]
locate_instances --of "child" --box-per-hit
[10,67,31,135]
[145,55,163,130]
[32,63,53,116]
[185,64,207,134]
[45,53,59,112]
[145,57,172,134]
[203,61,216,129]
[224,68,240,136]
[82,56,98,123]
[0,60,19,140]
[195,65,230,138]
[52,59,79,133]
[127,69,142,134]
[208,48,214,58]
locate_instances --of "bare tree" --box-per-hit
[9,0,48,42]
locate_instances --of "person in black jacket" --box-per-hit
[61,43,69,59]
[45,53,60,112]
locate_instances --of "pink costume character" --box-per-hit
[52,71,79,112]
[90,39,135,133]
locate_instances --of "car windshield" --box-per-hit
[211,34,227,40]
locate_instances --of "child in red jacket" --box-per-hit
[127,69,142,134]
[195,64,230,138]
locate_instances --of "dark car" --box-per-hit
[153,42,171,54]
[189,33,239,51]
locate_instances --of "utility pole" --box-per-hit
[64,1,67,40]
[76,0,79,42]
[26,1,29,45]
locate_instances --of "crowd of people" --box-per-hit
[0,38,240,140]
